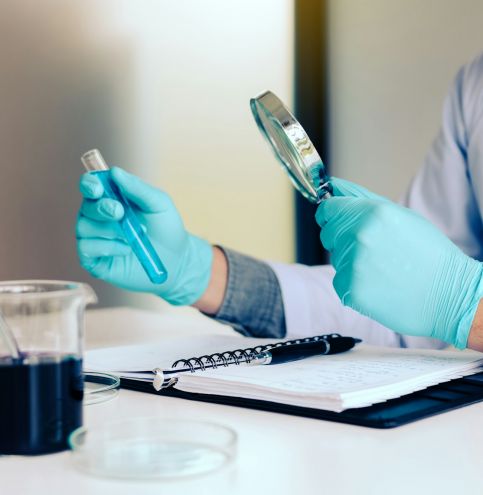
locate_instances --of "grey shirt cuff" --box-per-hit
[212,247,286,339]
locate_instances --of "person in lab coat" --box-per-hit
[76,53,483,352]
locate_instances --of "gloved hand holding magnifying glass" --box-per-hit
[315,178,483,349]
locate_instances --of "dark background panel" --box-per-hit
[294,0,328,265]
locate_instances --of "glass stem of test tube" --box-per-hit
[81,149,168,284]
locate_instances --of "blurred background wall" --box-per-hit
[0,0,293,308]
[327,0,483,200]
[0,0,483,308]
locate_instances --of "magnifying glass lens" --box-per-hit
[250,91,332,204]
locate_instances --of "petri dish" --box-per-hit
[83,372,120,405]
[68,418,237,480]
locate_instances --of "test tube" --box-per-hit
[81,149,168,284]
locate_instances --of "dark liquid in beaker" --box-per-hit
[0,354,83,455]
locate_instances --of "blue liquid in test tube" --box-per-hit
[81,149,168,284]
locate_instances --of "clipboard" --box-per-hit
[120,371,483,429]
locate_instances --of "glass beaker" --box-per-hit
[0,280,97,455]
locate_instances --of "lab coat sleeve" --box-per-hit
[401,54,483,259]
[268,261,446,349]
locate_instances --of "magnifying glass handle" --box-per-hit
[316,181,333,203]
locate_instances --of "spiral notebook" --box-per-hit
[86,333,483,416]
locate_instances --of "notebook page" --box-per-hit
[85,334,287,373]
[175,345,483,410]
[179,345,483,394]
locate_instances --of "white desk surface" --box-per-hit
[1,306,482,495]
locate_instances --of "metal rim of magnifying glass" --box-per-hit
[250,90,332,204]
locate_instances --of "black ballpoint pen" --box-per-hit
[153,335,362,391]
[263,336,362,365]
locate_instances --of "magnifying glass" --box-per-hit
[250,90,332,204]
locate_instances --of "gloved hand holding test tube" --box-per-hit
[80,149,168,284]
[78,150,213,305]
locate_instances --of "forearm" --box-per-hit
[194,246,287,338]
[193,246,228,315]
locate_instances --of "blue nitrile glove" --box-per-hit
[76,167,213,305]
[315,177,483,348]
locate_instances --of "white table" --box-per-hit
[1,307,482,495]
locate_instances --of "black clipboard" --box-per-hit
[120,371,483,429]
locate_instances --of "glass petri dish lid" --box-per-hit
[69,418,237,480]
[83,372,120,405]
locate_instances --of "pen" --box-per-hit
[260,336,362,365]
[153,335,362,391]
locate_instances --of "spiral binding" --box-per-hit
[171,333,340,373]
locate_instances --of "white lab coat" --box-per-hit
[269,52,483,349]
